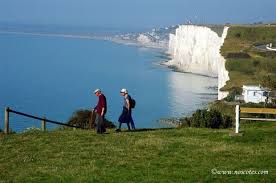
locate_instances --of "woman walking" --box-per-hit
[116,88,135,132]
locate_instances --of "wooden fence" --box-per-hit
[235,105,276,134]
[4,107,83,134]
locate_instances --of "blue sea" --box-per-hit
[0,31,217,132]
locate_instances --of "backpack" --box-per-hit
[128,95,136,109]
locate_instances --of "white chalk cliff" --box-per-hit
[167,25,229,99]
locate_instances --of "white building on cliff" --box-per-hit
[242,85,270,103]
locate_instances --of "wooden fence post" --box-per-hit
[235,105,240,133]
[4,107,10,134]
[41,117,46,131]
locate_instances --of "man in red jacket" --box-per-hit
[93,89,107,134]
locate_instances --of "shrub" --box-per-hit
[253,60,260,67]
[179,117,191,128]
[179,109,233,129]
[235,32,241,38]
[261,75,276,89]
[67,109,115,129]
[225,87,242,102]
[226,52,251,59]
[256,51,276,58]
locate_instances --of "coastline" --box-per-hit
[0,30,167,50]
[160,60,219,78]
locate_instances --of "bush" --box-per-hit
[256,51,276,58]
[253,60,260,67]
[225,87,242,102]
[235,32,241,38]
[226,52,251,59]
[261,75,276,89]
[67,109,115,129]
[179,109,233,129]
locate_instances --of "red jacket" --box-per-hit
[95,94,107,116]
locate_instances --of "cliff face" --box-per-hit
[217,27,229,99]
[167,25,229,99]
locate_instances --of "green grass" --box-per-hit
[0,125,275,182]
[221,25,276,91]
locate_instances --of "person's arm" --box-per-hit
[126,98,130,111]
[101,107,105,116]
[100,96,106,116]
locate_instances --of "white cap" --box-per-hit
[120,88,128,93]
[94,88,101,94]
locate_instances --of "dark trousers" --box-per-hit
[95,113,106,134]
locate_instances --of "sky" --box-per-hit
[0,0,276,29]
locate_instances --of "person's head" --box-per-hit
[94,88,102,96]
[120,88,128,96]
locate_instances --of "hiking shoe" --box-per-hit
[115,129,121,132]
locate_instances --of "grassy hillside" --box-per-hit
[0,124,275,182]
[221,25,276,92]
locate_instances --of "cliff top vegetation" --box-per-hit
[221,25,276,93]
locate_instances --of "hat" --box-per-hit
[120,88,128,93]
[94,88,101,94]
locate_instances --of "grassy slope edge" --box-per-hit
[0,124,275,182]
